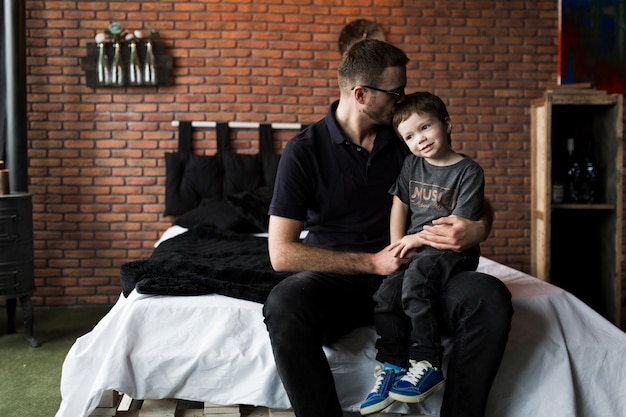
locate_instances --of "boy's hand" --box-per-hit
[389,234,423,258]
[369,245,410,275]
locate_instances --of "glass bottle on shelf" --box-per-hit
[552,142,565,203]
[552,139,567,204]
[143,41,157,85]
[128,41,143,86]
[579,140,599,203]
[566,137,582,202]
[110,42,125,86]
[96,42,110,86]
[552,178,565,204]
[0,160,9,195]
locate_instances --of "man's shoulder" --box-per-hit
[287,118,326,146]
[283,119,332,161]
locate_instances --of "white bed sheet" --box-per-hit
[55,245,626,417]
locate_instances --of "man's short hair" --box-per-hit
[337,40,409,93]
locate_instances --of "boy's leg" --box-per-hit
[372,270,411,367]
[401,251,443,367]
[386,251,454,404]
[361,271,409,415]
[403,250,469,367]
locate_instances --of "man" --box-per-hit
[264,39,513,417]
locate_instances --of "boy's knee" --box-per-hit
[373,272,404,304]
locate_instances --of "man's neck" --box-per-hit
[335,99,377,151]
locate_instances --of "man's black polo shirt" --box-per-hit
[269,101,409,253]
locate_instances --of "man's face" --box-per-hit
[362,66,407,125]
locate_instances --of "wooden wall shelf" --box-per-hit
[80,41,172,87]
[530,88,623,325]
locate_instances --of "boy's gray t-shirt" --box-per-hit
[389,155,484,235]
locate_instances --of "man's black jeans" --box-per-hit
[263,268,513,417]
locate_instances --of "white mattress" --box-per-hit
[55,231,626,417]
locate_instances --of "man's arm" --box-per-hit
[267,215,408,276]
[419,199,493,252]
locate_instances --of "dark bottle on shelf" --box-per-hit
[579,140,599,203]
[0,160,9,195]
[566,137,582,202]
[552,160,565,204]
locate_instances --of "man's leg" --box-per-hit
[263,271,378,417]
[438,271,513,417]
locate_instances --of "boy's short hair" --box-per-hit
[337,40,409,93]
[393,92,452,145]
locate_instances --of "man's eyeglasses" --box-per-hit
[352,85,405,101]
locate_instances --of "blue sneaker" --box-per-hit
[359,365,401,415]
[389,360,445,403]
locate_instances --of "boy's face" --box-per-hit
[396,112,452,160]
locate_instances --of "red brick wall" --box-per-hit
[19,1,618,309]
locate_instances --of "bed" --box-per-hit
[55,122,626,417]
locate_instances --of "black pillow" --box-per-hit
[164,152,222,216]
[221,152,263,196]
[262,153,281,192]
[165,122,286,227]
[175,198,261,233]
[226,186,274,232]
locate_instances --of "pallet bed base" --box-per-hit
[88,390,431,417]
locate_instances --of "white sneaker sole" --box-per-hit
[388,380,445,403]
[359,397,396,415]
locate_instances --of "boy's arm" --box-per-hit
[389,195,423,259]
[389,195,408,243]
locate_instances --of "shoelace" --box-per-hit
[370,366,388,394]
[399,361,430,386]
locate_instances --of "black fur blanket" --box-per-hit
[120,226,290,303]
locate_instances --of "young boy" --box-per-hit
[360,92,485,415]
